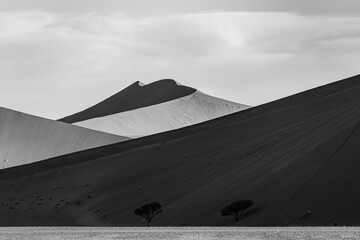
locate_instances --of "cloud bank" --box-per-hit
[0,10,359,118]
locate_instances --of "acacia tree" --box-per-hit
[134,202,163,226]
[221,199,254,222]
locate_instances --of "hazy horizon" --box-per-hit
[0,0,359,119]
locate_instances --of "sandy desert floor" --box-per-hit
[0,227,359,240]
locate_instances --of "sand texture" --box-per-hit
[59,79,196,123]
[74,91,249,137]
[0,75,359,226]
[0,107,128,168]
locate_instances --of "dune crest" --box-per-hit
[61,79,249,137]
[59,79,196,124]
[74,90,249,137]
[0,107,127,169]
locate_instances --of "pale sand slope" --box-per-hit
[0,107,128,169]
[59,79,197,124]
[74,91,249,137]
[0,75,359,226]
[60,79,249,137]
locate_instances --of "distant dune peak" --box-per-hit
[59,78,249,137]
[174,80,184,86]
[134,79,183,88]
[137,81,145,87]
[59,79,196,124]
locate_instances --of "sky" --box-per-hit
[0,0,359,119]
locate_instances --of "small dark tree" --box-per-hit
[221,199,254,222]
[134,202,163,226]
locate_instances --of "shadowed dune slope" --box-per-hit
[0,75,360,226]
[59,79,196,124]
[73,91,249,138]
[0,107,128,169]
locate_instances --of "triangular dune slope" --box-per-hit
[74,91,249,137]
[60,79,249,137]
[59,79,197,123]
[0,107,128,169]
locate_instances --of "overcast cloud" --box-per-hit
[0,1,359,119]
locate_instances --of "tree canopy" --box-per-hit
[221,199,254,221]
[134,202,163,226]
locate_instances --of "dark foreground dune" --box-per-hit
[0,75,359,226]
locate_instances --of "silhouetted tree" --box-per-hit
[134,202,163,226]
[299,210,312,220]
[221,199,254,221]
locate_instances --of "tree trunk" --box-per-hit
[235,211,243,222]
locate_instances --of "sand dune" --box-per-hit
[60,79,248,137]
[0,75,359,226]
[59,79,197,124]
[74,91,249,137]
[0,107,128,169]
